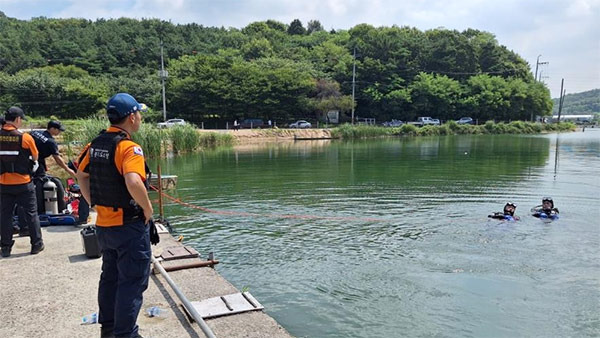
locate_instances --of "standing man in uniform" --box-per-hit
[76,93,153,338]
[30,120,76,178]
[17,120,77,235]
[0,107,44,257]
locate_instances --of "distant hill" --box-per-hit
[552,89,600,114]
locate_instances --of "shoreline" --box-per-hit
[197,127,335,144]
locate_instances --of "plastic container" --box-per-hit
[81,312,97,325]
[145,306,169,318]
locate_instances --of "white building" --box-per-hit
[551,114,594,123]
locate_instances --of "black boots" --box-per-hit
[1,240,44,256]
[1,240,15,257]
[30,242,45,255]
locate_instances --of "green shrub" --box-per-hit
[531,122,543,133]
[491,122,508,134]
[556,122,576,131]
[169,124,199,153]
[417,125,439,136]
[438,124,452,135]
[473,125,488,134]
[331,124,391,139]
[398,124,418,136]
[446,120,460,132]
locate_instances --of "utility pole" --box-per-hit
[531,55,549,121]
[557,78,565,122]
[160,40,168,122]
[538,70,549,84]
[534,55,541,82]
[351,47,356,125]
[534,55,549,82]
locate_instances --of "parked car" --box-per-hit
[382,119,403,127]
[240,118,265,129]
[417,117,440,125]
[289,120,312,128]
[456,117,474,125]
[157,118,186,128]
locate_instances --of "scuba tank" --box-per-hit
[43,179,59,214]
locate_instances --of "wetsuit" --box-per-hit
[533,208,559,220]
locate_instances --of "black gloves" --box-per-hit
[149,219,160,245]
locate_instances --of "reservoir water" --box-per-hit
[150,131,599,337]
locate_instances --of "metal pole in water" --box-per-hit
[351,47,356,125]
[558,78,565,122]
[151,256,217,338]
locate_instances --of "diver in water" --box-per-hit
[489,202,520,221]
[532,197,560,220]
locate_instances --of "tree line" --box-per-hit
[0,13,553,125]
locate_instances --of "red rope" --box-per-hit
[149,185,381,222]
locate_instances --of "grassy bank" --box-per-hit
[61,118,234,158]
[331,121,577,139]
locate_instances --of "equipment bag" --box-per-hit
[48,214,77,225]
[39,214,51,226]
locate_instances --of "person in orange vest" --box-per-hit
[76,93,154,338]
[0,107,44,257]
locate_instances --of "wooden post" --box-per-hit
[157,128,164,221]
[157,162,164,221]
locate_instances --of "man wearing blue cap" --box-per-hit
[76,93,153,338]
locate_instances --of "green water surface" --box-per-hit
[150,132,600,337]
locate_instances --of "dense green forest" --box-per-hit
[0,12,553,126]
[552,89,599,115]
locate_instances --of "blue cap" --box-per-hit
[106,93,143,119]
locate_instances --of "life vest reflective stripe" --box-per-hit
[0,128,32,175]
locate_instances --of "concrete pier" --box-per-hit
[0,225,291,338]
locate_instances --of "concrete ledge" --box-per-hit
[0,226,291,338]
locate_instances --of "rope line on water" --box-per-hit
[149,185,381,222]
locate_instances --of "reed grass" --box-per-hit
[132,123,164,159]
[169,124,200,153]
[79,116,110,144]
[198,132,235,148]
[331,123,393,139]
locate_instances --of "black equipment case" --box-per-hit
[80,226,101,258]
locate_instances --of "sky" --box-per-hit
[1,0,598,98]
